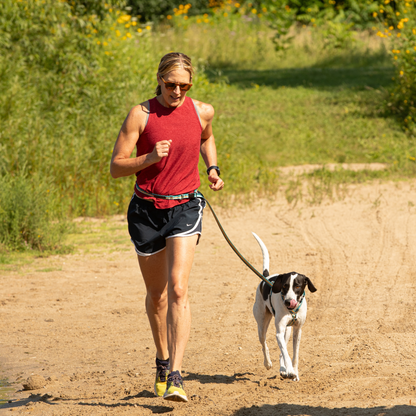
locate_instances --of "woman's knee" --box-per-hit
[168,282,188,303]
[146,288,168,308]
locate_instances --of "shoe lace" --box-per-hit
[156,363,169,383]
[168,372,183,388]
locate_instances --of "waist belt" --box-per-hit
[135,183,203,200]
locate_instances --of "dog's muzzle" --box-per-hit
[285,299,298,309]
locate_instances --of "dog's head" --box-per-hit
[272,272,317,309]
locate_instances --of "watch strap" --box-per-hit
[207,166,220,176]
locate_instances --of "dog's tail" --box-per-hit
[252,232,270,277]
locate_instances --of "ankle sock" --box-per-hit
[156,357,170,368]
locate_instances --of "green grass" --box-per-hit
[1,3,416,257]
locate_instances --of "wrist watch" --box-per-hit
[207,166,220,176]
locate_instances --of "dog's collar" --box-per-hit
[281,291,305,327]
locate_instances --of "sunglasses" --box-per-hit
[160,76,192,92]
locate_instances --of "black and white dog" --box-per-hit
[252,233,317,381]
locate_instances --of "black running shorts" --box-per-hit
[127,194,206,256]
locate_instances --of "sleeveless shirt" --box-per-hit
[134,96,203,209]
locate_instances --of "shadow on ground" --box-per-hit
[184,372,256,385]
[234,403,415,416]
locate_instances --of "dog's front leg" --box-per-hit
[279,326,291,377]
[291,327,302,381]
[276,323,296,380]
[253,290,273,370]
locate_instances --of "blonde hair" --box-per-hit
[155,52,194,96]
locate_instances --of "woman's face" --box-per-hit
[157,68,192,108]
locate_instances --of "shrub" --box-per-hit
[373,0,416,135]
[0,174,68,251]
[126,0,210,22]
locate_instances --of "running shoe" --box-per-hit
[163,370,188,402]
[154,358,170,397]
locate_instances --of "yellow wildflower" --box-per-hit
[146,25,151,30]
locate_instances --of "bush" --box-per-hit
[126,0,210,22]
[0,174,68,251]
[374,0,416,135]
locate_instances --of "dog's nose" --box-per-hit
[284,299,291,307]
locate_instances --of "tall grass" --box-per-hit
[1,0,415,250]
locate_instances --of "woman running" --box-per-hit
[110,52,224,402]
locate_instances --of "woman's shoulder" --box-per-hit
[191,98,214,121]
[125,100,153,134]
[130,99,152,117]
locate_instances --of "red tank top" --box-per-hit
[134,96,203,209]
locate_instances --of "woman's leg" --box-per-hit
[165,234,199,373]
[138,249,169,360]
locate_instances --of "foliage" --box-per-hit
[126,0,210,22]
[0,173,68,251]
[373,0,416,135]
[0,0,414,255]
[256,1,384,49]
[0,0,158,218]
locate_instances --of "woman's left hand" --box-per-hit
[208,173,224,191]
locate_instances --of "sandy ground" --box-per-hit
[1,179,416,415]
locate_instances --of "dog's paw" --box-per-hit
[280,367,299,381]
[264,359,272,370]
[279,367,289,379]
[286,371,299,381]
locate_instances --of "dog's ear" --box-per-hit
[305,277,317,293]
[272,276,282,293]
[272,273,290,293]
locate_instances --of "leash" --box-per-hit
[135,185,273,288]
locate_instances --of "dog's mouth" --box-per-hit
[287,299,298,309]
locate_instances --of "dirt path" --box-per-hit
[1,180,416,415]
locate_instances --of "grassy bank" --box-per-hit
[1,1,415,252]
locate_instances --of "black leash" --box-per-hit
[135,185,273,288]
[203,198,273,288]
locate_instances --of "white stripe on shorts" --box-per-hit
[166,197,204,239]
